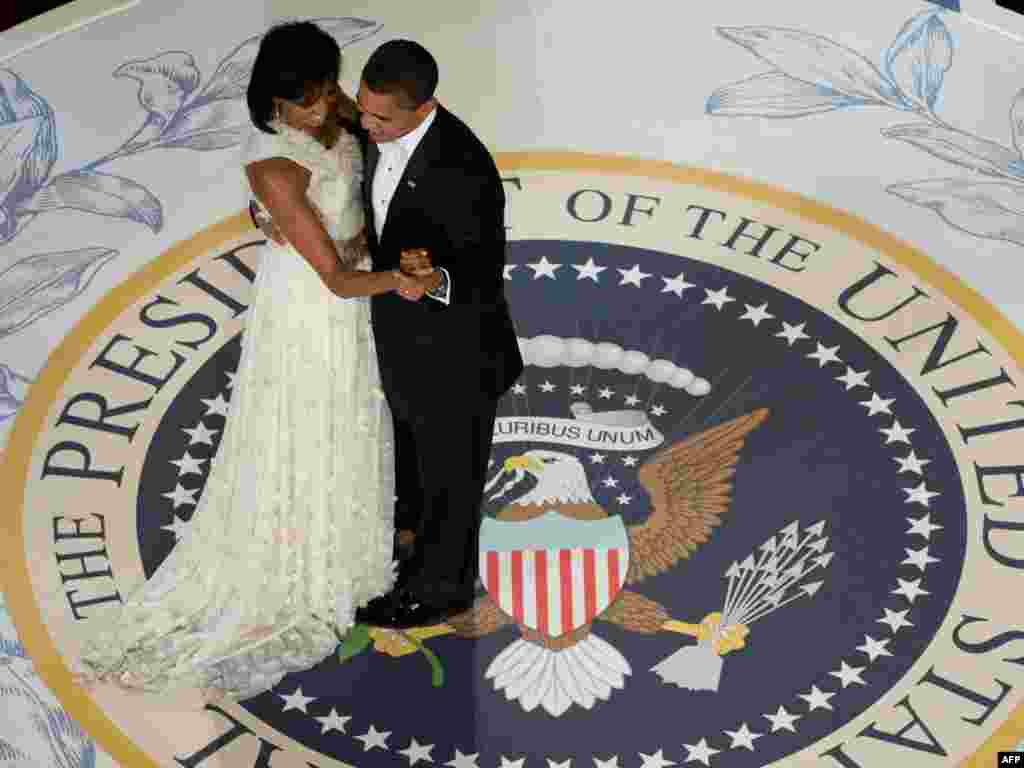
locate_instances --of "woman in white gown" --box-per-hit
[76,21,430,700]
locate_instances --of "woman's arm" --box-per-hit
[246,158,417,299]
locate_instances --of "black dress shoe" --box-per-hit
[389,593,474,629]
[394,530,416,562]
[354,592,399,626]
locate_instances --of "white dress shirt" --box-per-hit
[371,107,450,304]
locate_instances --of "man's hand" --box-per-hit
[400,248,434,276]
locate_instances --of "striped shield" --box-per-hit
[479,510,630,638]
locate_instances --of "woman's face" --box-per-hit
[277,79,340,131]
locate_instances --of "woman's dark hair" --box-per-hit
[247,21,342,133]
[362,40,438,109]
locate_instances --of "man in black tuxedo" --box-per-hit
[354,40,523,628]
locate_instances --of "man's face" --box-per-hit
[357,81,430,144]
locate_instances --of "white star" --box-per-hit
[639,748,676,768]
[527,256,560,279]
[661,272,695,297]
[571,384,587,396]
[162,484,198,509]
[650,404,667,416]
[161,513,189,540]
[225,370,236,389]
[903,546,939,571]
[895,451,930,475]
[893,578,930,603]
[603,476,619,488]
[617,493,633,505]
[598,387,615,399]
[182,421,218,446]
[446,750,480,768]
[907,513,943,539]
[831,661,867,688]
[278,687,315,713]
[169,451,205,478]
[836,367,870,390]
[739,303,774,326]
[618,264,652,287]
[512,383,527,395]
[904,482,939,507]
[776,322,809,346]
[593,758,620,768]
[539,381,556,393]
[201,393,230,418]
[860,393,894,416]
[355,724,390,751]
[702,286,735,310]
[880,420,915,444]
[807,343,841,367]
[503,264,518,280]
[682,738,719,765]
[590,453,607,464]
[723,723,761,750]
[499,759,526,768]
[799,685,836,711]
[878,608,914,633]
[764,706,800,732]
[398,738,435,765]
[315,708,350,734]
[857,634,893,662]
[622,456,638,467]
[573,257,607,282]
[624,394,641,406]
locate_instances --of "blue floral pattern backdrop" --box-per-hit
[707,6,1024,249]
[0,13,379,426]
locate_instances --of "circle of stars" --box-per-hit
[159,369,235,541]
[503,254,949,764]
[257,257,954,768]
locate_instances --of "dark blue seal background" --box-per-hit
[138,240,967,766]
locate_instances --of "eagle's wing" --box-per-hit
[627,408,768,583]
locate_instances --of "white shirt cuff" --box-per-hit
[426,267,451,305]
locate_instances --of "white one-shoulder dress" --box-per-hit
[78,122,395,700]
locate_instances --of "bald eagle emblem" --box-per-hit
[372,407,833,718]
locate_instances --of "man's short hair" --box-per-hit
[362,40,438,109]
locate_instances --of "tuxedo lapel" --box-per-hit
[363,140,380,210]
[379,108,443,246]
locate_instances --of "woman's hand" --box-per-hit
[394,270,426,301]
[250,200,286,245]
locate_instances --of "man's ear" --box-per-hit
[415,97,437,120]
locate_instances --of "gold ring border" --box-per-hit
[0,153,1020,766]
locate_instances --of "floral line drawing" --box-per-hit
[0,598,96,768]
[0,361,30,422]
[0,18,381,425]
[707,6,1024,248]
[0,16,380,341]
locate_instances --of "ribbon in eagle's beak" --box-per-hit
[503,454,545,474]
[484,454,544,500]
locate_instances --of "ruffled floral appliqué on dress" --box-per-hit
[76,123,395,700]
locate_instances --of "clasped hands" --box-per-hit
[395,248,440,301]
[248,202,436,303]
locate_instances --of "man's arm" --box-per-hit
[408,163,505,307]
